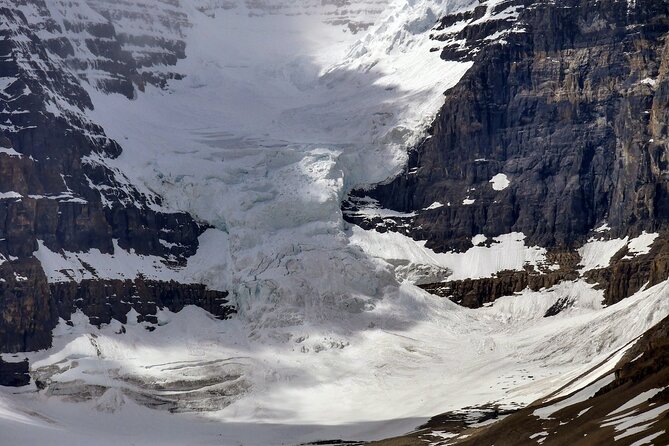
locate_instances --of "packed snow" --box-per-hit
[630,431,666,446]
[627,231,659,256]
[472,234,487,246]
[578,232,659,272]
[489,173,510,191]
[425,201,445,210]
[533,374,615,420]
[0,191,22,200]
[603,403,669,439]
[595,223,612,233]
[0,146,22,157]
[33,240,183,283]
[608,387,667,417]
[351,228,551,281]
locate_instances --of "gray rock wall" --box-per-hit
[347,0,669,253]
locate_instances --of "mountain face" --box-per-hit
[345,0,669,310]
[0,1,232,354]
[347,0,669,252]
[0,0,668,445]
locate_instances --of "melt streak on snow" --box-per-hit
[2,1,668,445]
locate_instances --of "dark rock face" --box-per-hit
[0,3,233,359]
[346,0,669,253]
[0,358,30,387]
[0,259,58,353]
[585,235,669,306]
[420,268,577,309]
[50,279,233,328]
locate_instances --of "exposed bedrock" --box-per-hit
[346,0,669,253]
[418,233,669,310]
[0,257,233,355]
[0,358,30,387]
[344,0,669,313]
[50,279,234,328]
[586,236,669,306]
[0,258,57,353]
[420,268,578,309]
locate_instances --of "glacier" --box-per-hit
[1,0,668,445]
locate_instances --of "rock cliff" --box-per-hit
[345,0,669,312]
[347,0,669,252]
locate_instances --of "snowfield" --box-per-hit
[2,0,668,445]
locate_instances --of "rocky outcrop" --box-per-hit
[0,255,233,354]
[51,279,233,327]
[0,258,58,353]
[585,235,669,305]
[418,234,669,310]
[0,358,30,387]
[346,0,669,253]
[420,268,577,308]
[10,0,189,98]
[343,0,669,315]
[417,247,581,309]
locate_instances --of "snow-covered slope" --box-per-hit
[82,0,481,326]
[1,0,668,445]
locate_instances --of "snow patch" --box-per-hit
[578,232,659,272]
[424,201,444,210]
[0,191,22,200]
[472,234,487,246]
[627,232,659,256]
[608,388,667,417]
[34,239,182,283]
[640,77,657,87]
[578,237,628,272]
[630,431,665,446]
[351,228,549,281]
[0,147,22,157]
[602,403,669,439]
[489,173,510,191]
[595,223,611,233]
[533,374,615,420]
